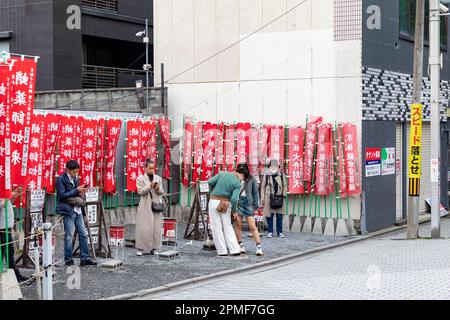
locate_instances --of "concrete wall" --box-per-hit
[154,0,363,223]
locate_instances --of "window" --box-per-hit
[399,0,448,49]
[0,40,9,53]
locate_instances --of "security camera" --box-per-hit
[136,31,146,37]
[440,3,449,13]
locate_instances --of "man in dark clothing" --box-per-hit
[56,160,96,267]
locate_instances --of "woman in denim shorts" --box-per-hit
[234,164,263,256]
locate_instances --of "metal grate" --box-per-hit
[81,0,119,12]
[333,0,362,41]
[82,64,147,89]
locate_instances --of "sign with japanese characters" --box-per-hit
[201,122,217,180]
[30,189,45,213]
[303,117,322,193]
[80,118,99,187]
[192,121,204,182]
[381,147,395,176]
[408,104,422,196]
[85,187,100,203]
[288,127,305,194]
[104,119,122,193]
[42,114,62,193]
[182,120,194,186]
[409,104,422,179]
[158,118,171,179]
[342,124,361,196]
[365,147,381,177]
[9,57,37,190]
[0,62,12,198]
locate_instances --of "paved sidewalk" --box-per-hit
[139,218,450,300]
[19,221,355,300]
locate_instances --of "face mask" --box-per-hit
[148,173,154,182]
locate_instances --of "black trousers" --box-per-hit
[0,228,16,270]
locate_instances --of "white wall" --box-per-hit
[154,0,362,221]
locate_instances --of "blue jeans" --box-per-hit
[63,212,90,262]
[266,213,283,235]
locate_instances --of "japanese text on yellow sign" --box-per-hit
[408,104,422,179]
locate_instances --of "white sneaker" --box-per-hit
[136,250,143,256]
[267,233,273,238]
[256,247,263,256]
[278,233,285,238]
[239,245,246,254]
[152,249,159,255]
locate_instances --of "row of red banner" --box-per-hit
[0,56,38,199]
[182,118,361,197]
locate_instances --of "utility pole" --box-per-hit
[407,0,425,239]
[145,18,150,115]
[430,0,442,238]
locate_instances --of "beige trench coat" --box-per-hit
[260,174,287,217]
[135,174,164,252]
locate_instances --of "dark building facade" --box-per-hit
[0,0,153,91]
[362,0,449,231]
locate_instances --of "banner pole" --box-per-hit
[124,120,128,208]
[169,117,173,210]
[179,116,186,206]
[285,125,289,217]
[5,199,9,269]
[308,125,319,217]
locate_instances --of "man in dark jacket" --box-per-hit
[56,160,96,267]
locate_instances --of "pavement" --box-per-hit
[136,217,450,300]
[18,220,356,300]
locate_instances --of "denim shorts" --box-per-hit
[237,196,254,217]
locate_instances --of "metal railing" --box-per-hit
[81,0,119,12]
[82,64,148,89]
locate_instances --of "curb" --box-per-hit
[103,215,436,300]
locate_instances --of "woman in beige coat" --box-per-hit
[260,159,287,238]
[135,159,164,256]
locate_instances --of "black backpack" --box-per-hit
[266,173,284,209]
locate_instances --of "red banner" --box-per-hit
[182,121,194,186]
[223,124,235,172]
[268,126,285,170]
[201,122,217,180]
[248,126,259,177]
[0,63,12,198]
[95,119,106,187]
[104,119,122,193]
[235,123,251,165]
[342,123,361,196]
[314,124,333,196]
[215,123,224,173]
[336,125,347,198]
[141,119,157,172]
[80,118,98,187]
[192,121,203,182]
[10,57,37,188]
[58,116,77,175]
[288,127,305,194]
[42,114,62,193]
[158,118,171,179]
[125,119,141,192]
[27,115,45,190]
[303,116,322,193]
[259,126,269,172]
[327,125,335,195]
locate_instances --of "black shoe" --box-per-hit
[80,259,97,266]
[65,260,74,267]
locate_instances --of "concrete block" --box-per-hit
[312,217,323,235]
[0,269,22,300]
[323,218,335,236]
[299,216,307,232]
[282,214,290,232]
[335,218,350,237]
[291,215,301,233]
[302,217,312,233]
[346,218,358,236]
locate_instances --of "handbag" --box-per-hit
[150,190,164,213]
[267,174,284,210]
[216,199,229,213]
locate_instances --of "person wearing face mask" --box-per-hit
[56,160,96,267]
[261,159,287,238]
[135,159,164,256]
[207,167,246,257]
